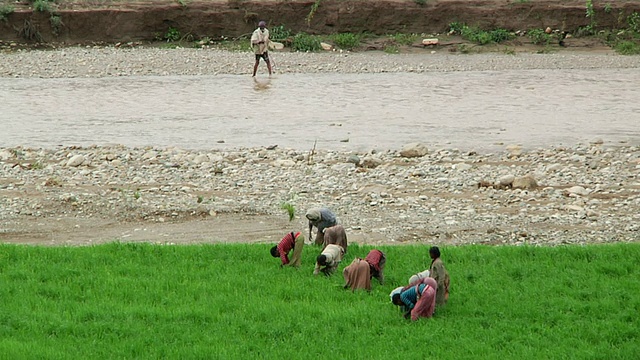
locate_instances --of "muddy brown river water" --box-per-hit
[1,69,639,152]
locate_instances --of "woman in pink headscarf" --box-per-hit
[391,277,437,321]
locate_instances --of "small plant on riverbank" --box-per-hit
[528,28,552,45]
[628,12,640,33]
[389,33,419,46]
[614,40,640,55]
[270,25,291,41]
[583,0,597,35]
[292,32,321,52]
[0,5,14,22]
[331,33,360,50]
[32,0,52,13]
[414,0,426,5]
[384,45,399,54]
[450,22,514,44]
[306,0,321,26]
[164,27,180,42]
[50,14,63,36]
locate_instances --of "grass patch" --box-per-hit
[1,243,639,358]
[32,0,52,13]
[389,33,419,46]
[449,22,514,45]
[528,28,552,45]
[330,32,360,50]
[614,40,640,55]
[292,32,321,52]
[384,45,399,54]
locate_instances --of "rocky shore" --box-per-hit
[1,47,640,78]
[1,143,639,246]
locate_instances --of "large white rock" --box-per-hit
[272,159,296,167]
[565,186,590,196]
[193,154,209,164]
[454,163,472,171]
[422,38,439,46]
[498,174,515,186]
[399,143,428,158]
[512,174,538,190]
[66,154,85,167]
[361,156,383,169]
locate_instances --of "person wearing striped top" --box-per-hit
[270,231,305,268]
[364,249,386,284]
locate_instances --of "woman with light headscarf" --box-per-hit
[305,207,337,246]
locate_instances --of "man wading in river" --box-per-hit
[251,21,272,77]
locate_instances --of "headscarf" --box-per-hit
[305,208,321,222]
[258,21,266,28]
[389,286,403,302]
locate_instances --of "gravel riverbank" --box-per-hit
[1,47,640,78]
[1,144,639,246]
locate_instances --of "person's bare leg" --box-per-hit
[252,59,259,77]
[266,59,272,76]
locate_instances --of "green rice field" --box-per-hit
[1,242,639,359]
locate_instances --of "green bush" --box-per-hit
[489,29,513,43]
[448,21,465,34]
[33,0,51,12]
[528,28,552,45]
[615,40,640,55]
[457,24,513,44]
[292,33,321,52]
[164,27,180,42]
[270,25,291,41]
[628,12,640,33]
[331,33,360,50]
[0,5,14,21]
[390,33,419,46]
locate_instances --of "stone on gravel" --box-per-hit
[565,186,590,196]
[512,174,538,190]
[399,143,428,158]
[66,154,85,167]
[498,174,515,186]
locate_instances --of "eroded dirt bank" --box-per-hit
[1,0,640,44]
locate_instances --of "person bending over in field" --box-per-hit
[391,277,438,321]
[342,249,386,291]
[270,231,305,268]
[250,21,272,77]
[408,269,430,285]
[322,224,348,253]
[305,207,337,246]
[429,246,450,306]
[313,244,344,276]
